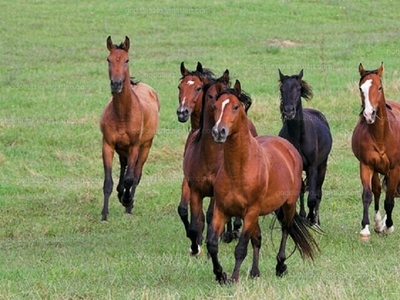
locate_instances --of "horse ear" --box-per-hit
[123,36,130,52]
[278,69,285,81]
[234,80,241,95]
[106,36,114,51]
[216,81,224,94]
[222,69,230,85]
[196,62,203,73]
[298,69,304,80]
[377,62,384,76]
[180,61,189,76]
[359,63,366,76]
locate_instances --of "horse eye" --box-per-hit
[178,86,181,90]
[233,105,239,111]
[107,58,110,63]
[195,87,202,92]
[378,86,382,91]
[126,59,130,63]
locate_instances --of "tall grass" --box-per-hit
[1,0,400,299]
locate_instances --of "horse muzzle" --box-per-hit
[363,109,376,124]
[110,79,123,94]
[176,108,190,123]
[212,125,228,143]
[283,106,296,120]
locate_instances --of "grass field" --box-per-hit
[2,0,400,299]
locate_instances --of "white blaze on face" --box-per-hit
[186,80,195,86]
[215,99,230,128]
[360,79,374,122]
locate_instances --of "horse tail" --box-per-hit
[289,213,320,260]
[276,209,320,261]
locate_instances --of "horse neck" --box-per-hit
[112,74,135,120]
[369,98,389,146]
[223,114,253,177]
[285,106,305,144]
[190,91,203,130]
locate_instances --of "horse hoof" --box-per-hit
[275,264,287,277]
[220,233,233,243]
[189,245,202,257]
[359,234,371,241]
[124,212,133,218]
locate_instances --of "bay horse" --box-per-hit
[207,80,319,283]
[278,69,332,226]
[176,61,215,132]
[100,36,160,221]
[179,70,257,255]
[352,62,400,239]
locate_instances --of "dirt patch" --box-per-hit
[265,38,300,47]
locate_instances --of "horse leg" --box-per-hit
[125,142,153,214]
[314,161,328,226]
[101,143,114,221]
[306,166,318,224]
[178,178,191,237]
[233,217,242,238]
[275,203,296,276]
[117,156,127,203]
[359,164,374,237]
[379,172,398,234]
[299,180,306,218]
[249,223,261,279]
[122,145,139,212]
[206,206,229,284]
[231,212,260,282]
[371,172,382,232]
[188,191,204,255]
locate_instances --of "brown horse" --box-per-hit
[179,70,258,255]
[177,61,215,132]
[352,63,400,239]
[207,80,319,283]
[100,36,160,221]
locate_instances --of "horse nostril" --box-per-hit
[221,128,226,136]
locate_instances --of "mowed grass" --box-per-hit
[1,0,400,299]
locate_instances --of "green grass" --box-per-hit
[2,0,400,298]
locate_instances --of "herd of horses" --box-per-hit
[99,36,400,283]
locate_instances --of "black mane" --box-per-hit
[215,88,253,113]
[359,69,379,84]
[179,68,215,81]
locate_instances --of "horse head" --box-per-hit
[358,62,384,124]
[278,69,313,120]
[106,36,130,94]
[212,80,245,143]
[177,62,213,123]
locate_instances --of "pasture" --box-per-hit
[1,0,400,299]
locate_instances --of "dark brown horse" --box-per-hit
[179,71,257,255]
[207,80,319,283]
[352,63,400,239]
[278,70,332,226]
[176,62,215,132]
[100,36,160,221]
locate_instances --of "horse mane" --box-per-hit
[215,88,253,112]
[114,42,129,51]
[179,68,215,81]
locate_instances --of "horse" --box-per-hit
[207,80,319,283]
[100,36,160,221]
[352,62,400,239]
[278,69,332,226]
[176,61,215,132]
[179,70,257,255]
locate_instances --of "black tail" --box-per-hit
[276,209,320,261]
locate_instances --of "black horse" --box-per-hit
[278,69,332,226]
